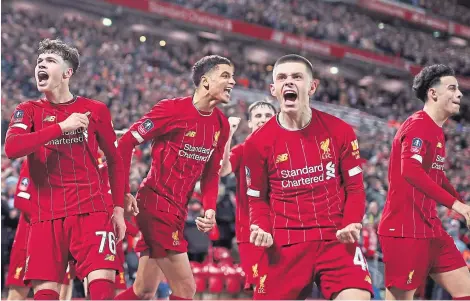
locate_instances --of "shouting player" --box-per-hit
[115,55,234,300]
[219,101,276,292]
[4,38,126,300]
[378,64,470,300]
[6,160,34,300]
[244,54,373,300]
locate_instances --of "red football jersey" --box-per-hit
[378,111,461,238]
[14,160,35,218]
[118,96,229,218]
[229,142,251,243]
[244,108,366,246]
[5,96,125,223]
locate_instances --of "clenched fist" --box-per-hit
[336,223,362,244]
[196,209,216,233]
[250,224,273,247]
[228,117,241,134]
[59,112,90,133]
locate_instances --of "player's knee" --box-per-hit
[387,287,415,300]
[334,288,371,300]
[134,279,159,300]
[170,278,196,299]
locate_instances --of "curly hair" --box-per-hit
[38,38,80,74]
[412,64,455,102]
[191,55,232,87]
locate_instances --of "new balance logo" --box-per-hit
[326,162,335,180]
[185,131,196,137]
[276,153,288,163]
[43,115,56,122]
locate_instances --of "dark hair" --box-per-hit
[248,101,277,119]
[191,55,233,87]
[38,38,80,74]
[274,54,315,78]
[412,64,455,102]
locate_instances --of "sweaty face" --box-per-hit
[35,53,72,92]
[431,76,463,116]
[270,62,317,114]
[204,64,236,104]
[249,105,275,132]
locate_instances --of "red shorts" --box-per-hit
[25,212,120,283]
[379,234,466,290]
[6,215,30,288]
[253,240,373,300]
[135,208,187,258]
[238,242,266,291]
[62,262,76,285]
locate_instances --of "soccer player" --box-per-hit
[244,54,373,300]
[378,64,470,300]
[219,101,276,292]
[4,38,126,300]
[114,55,234,300]
[6,161,34,300]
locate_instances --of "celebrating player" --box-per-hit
[378,64,470,300]
[114,55,234,300]
[6,160,34,300]
[244,54,373,300]
[4,38,126,300]
[219,101,276,292]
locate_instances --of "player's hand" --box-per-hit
[112,206,126,243]
[59,112,90,133]
[452,201,470,229]
[124,193,139,216]
[250,224,273,247]
[196,209,216,233]
[228,117,241,134]
[336,223,362,244]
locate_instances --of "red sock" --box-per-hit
[114,286,140,300]
[34,289,59,300]
[88,279,115,300]
[453,297,470,300]
[170,295,192,300]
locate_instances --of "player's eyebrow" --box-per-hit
[220,71,231,76]
[447,84,458,89]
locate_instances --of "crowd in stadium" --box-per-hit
[167,0,470,76]
[1,0,470,299]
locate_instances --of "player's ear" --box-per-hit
[269,83,276,97]
[248,119,253,129]
[201,75,210,90]
[63,67,73,80]
[308,78,319,97]
[428,87,438,102]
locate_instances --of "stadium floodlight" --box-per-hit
[159,40,166,47]
[330,66,339,74]
[102,18,112,27]
[140,35,147,43]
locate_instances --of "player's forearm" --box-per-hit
[402,158,456,208]
[107,158,125,208]
[342,190,366,227]
[117,133,139,194]
[200,171,219,211]
[441,176,462,201]
[249,197,271,233]
[4,124,62,159]
[220,135,234,177]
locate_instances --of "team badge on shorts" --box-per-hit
[172,231,180,246]
[257,274,267,294]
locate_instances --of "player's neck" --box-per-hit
[193,90,217,112]
[44,84,74,104]
[423,104,448,127]
[279,109,312,130]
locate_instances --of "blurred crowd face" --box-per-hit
[35,53,73,93]
[271,62,317,115]
[248,105,275,132]
[429,76,463,117]
[204,64,236,105]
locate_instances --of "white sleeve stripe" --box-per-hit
[131,130,144,143]
[17,192,31,199]
[348,166,363,177]
[247,188,260,197]
[114,140,118,147]
[11,123,27,130]
[108,189,112,194]
[411,154,423,163]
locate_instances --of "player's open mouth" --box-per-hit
[224,87,233,97]
[37,71,49,86]
[283,90,297,104]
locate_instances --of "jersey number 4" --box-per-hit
[353,247,369,271]
[95,231,117,255]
